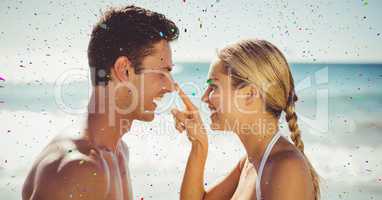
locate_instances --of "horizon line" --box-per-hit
[173,60,382,65]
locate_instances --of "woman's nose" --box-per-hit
[201,89,210,103]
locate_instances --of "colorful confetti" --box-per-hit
[159,31,164,37]
[206,79,213,84]
[0,75,5,81]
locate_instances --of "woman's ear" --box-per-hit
[249,84,259,99]
[242,84,258,105]
[112,56,134,82]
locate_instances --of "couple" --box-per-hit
[22,5,319,200]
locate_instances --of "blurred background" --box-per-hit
[1,0,381,199]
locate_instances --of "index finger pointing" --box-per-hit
[175,84,197,111]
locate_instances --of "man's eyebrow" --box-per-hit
[166,64,176,71]
[164,66,173,71]
[156,65,173,71]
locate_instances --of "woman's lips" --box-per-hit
[210,109,217,119]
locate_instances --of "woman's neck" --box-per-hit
[235,116,279,170]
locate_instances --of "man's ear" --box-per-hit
[112,56,134,82]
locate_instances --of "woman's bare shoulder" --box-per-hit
[261,149,315,200]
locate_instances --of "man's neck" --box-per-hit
[86,86,133,152]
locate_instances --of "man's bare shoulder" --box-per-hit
[22,136,109,200]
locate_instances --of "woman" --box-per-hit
[171,39,320,200]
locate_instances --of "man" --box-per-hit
[22,5,179,200]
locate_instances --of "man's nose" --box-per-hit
[162,74,176,93]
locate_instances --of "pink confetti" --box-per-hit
[0,75,5,81]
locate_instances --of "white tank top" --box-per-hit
[254,131,282,200]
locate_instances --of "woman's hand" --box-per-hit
[171,84,208,146]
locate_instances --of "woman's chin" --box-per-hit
[210,122,224,131]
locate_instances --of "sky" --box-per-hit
[0,0,381,82]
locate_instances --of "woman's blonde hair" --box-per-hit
[218,39,320,200]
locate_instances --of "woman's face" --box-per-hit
[201,60,259,131]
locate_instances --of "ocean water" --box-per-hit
[0,63,382,199]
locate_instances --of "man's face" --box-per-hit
[130,40,175,121]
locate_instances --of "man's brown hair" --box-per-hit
[87,5,179,85]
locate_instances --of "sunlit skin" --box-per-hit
[172,59,315,200]
[22,40,176,200]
